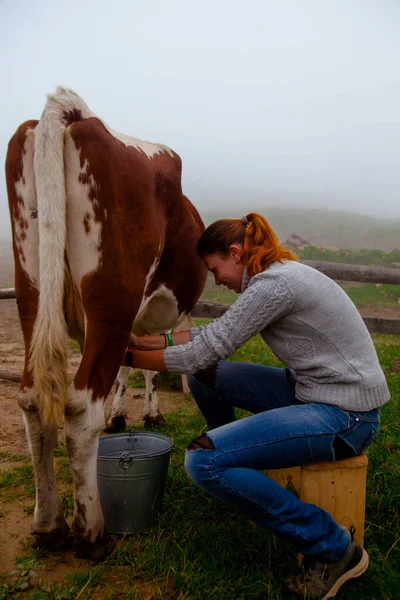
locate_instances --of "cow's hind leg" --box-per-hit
[142,370,164,427]
[17,294,69,550]
[105,366,130,433]
[65,322,132,560]
[19,379,70,550]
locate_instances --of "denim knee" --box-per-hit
[184,446,215,487]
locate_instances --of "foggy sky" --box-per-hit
[1,0,399,239]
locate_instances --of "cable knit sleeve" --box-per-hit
[164,274,294,374]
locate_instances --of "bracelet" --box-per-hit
[162,333,168,349]
[125,347,136,367]
[166,333,174,347]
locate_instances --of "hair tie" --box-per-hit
[241,215,250,226]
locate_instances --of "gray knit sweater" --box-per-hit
[164,260,390,411]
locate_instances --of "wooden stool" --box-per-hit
[266,454,368,546]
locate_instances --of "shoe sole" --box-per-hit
[322,548,370,599]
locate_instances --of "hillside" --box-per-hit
[200,207,400,252]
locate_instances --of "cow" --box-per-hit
[5,86,207,559]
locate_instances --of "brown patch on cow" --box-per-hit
[63,108,83,126]
[83,211,91,234]
[6,121,39,354]
[30,207,38,219]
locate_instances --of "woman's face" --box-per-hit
[203,245,244,293]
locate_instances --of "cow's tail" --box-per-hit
[29,86,93,423]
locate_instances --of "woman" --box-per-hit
[126,213,389,599]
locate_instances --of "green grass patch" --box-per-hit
[0,464,35,503]
[0,451,29,462]
[342,283,400,307]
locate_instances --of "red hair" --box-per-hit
[197,212,298,277]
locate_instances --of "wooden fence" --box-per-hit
[0,260,399,383]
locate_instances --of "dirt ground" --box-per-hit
[0,297,193,586]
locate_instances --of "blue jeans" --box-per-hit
[185,361,380,562]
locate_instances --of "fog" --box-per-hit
[1,0,399,240]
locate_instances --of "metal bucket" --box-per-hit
[97,431,174,534]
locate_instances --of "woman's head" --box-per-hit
[198,213,298,287]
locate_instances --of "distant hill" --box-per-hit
[200,207,400,252]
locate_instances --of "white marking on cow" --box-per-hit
[19,387,65,532]
[65,385,105,541]
[47,86,173,159]
[108,366,130,423]
[107,128,174,159]
[65,142,103,284]
[134,256,160,319]
[142,369,160,420]
[14,129,39,287]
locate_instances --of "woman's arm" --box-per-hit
[129,330,191,350]
[127,348,168,372]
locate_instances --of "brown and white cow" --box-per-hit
[5,86,207,559]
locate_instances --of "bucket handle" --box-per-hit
[119,451,134,471]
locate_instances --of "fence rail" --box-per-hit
[302,261,400,285]
[1,260,400,338]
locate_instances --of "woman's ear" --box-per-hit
[229,244,243,262]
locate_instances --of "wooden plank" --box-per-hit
[0,288,16,299]
[303,260,400,284]
[363,317,400,336]
[191,300,229,318]
[0,369,22,383]
[301,455,368,546]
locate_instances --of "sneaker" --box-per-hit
[284,530,370,599]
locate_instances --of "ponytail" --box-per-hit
[197,212,297,277]
[243,213,298,276]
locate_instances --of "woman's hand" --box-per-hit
[128,333,166,350]
[128,330,191,351]
[129,334,143,349]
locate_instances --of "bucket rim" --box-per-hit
[97,431,174,460]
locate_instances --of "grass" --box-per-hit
[0,333,399,598]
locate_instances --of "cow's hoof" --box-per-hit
[72,532,113,561]
[104,415,127,433]
[31,525,71,552]
[143,413,166,428]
